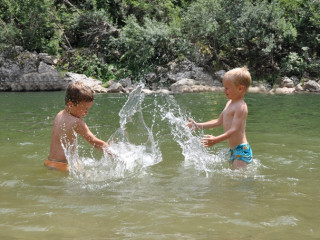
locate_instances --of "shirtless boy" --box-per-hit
[45,81,110,171]
[186,67,253,169]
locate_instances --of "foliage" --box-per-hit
[117,16,188,77]
[0,0,62,54]
[59,49,120,83]
[0,0,320,84]
[182,0,298,80]
[96,0,184,26]
[71,9,117,49]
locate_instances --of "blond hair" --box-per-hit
[223,67,252,90]
[65,81,94,105]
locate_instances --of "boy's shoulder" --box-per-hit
[54,110,82,126]
[227,99,247,112]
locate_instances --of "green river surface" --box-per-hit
[0,90,319,240]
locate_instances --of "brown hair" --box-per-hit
[65,81,94,105]
[223,67,252,90]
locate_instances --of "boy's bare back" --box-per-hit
[48,109,82,162]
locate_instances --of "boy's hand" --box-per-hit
[103,144,116,157]
[201,135,216,147]
[186,118,198,130]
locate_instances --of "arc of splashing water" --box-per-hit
[156,95,221,176]
[107,83,162,168]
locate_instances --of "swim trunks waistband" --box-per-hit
[44,158,69,172]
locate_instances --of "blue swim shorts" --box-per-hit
[229,143,253,164]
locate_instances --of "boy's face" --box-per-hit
[223,79,244,100]
[68,101,94,118]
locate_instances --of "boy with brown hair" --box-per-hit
[45,81,110,171]
[186,67,253,169]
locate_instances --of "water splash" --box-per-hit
[67,84,162,182]
[156,94,222,176]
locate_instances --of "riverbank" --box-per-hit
[1,48,319,94]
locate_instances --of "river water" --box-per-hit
[0,89,319,239]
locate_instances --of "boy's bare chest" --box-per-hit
[222,105,236,120]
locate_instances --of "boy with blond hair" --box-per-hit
[186,67,253,169]
[45,81,111,171]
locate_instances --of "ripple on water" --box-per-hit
[261,215,298,227]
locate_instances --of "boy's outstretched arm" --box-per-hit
[75,119,110,152]
[186,115,223,130]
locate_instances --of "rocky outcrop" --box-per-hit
[63,72,108,93]
[0,50,65,91]
[166,58,221,86]
[0,48,109,92]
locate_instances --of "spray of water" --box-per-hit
[66,84,162,182]
[156,94,223,176]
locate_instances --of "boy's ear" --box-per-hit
[239,85,246,92]
[66,101,74,108]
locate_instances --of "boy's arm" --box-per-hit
[186,114,223,130]
[202,104,247,147]
[186,101,230,130]
[75,119,109,151]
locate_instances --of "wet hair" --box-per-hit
[65,81,94,106]
[223,67,252,90]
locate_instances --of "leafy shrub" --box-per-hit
[281,47,320,78]
[280,52,307,77]
[60,50,119,83]
[118,16,188,77]
[182,0,297,78]
[97,0,184,26]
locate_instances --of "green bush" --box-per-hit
[182,0,297,78]
[60,50,118,83]
[0,0,64,54]
[280,52,307,77]
[96,0,184,26]
[118,16,188,76]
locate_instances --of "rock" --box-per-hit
[119,78,132,88]
[38,53,58,65]
[248,84,268,93]
[0,51,65,91]
[281,77,294,88]
[144,72,158,83]
[169,78,219,93]
[303,80,320,92]
[63,72,108,93]
[155,88,170,95]
[18,52,38,74]
[107,82,123,93]
[1,61,21,78]
[272,87,296,94]
[170,78,197,93]
[214,70,226,81]
[38,61,56,74]
[141,88,154,94]
[290,76,300,85]
[295,83,304,92]
[166,58,221,86]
